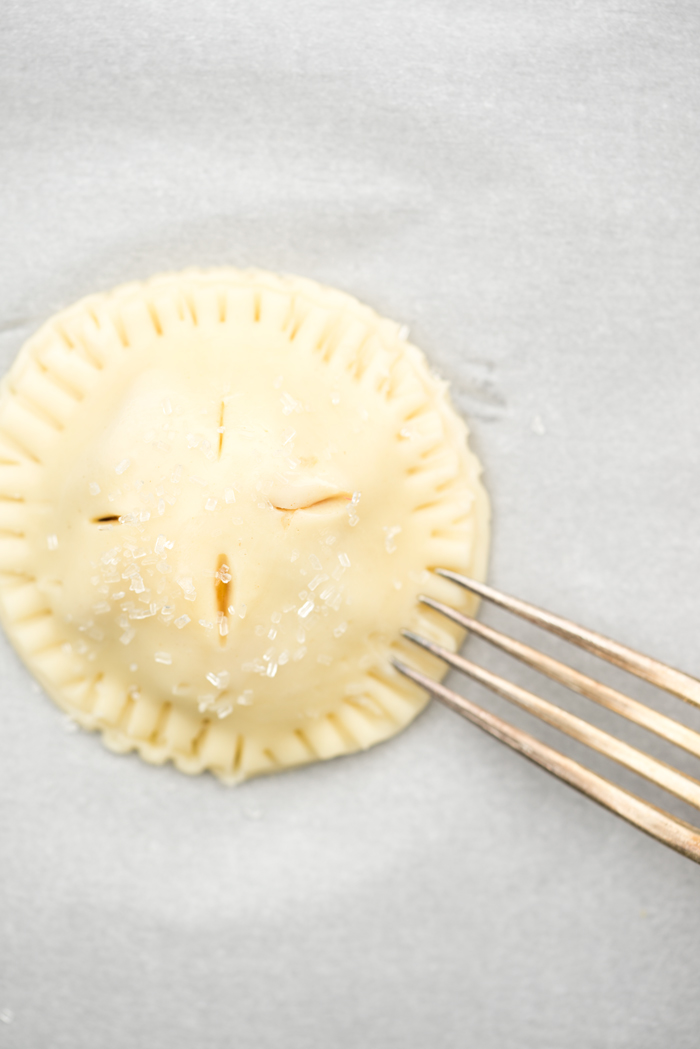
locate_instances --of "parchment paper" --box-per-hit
[2,2,700,1046]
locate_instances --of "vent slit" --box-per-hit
[218,401,225,459]
[215,553,231,648]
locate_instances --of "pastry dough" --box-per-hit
[0,269,490,781]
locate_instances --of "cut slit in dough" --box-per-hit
[0,268,490,782]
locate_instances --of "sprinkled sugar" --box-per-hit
[115,459,130,475]
[154,652,172,665]
[383,525,402,554]
[174,614,190,629]
[47,534,58,550]
[88,482,101,495]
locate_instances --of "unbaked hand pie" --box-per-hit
[0,269,490,781]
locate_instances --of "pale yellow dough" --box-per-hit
[0,269,489,781]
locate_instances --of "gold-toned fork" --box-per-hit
[394,571,700,864]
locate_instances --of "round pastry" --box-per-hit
[0,269,489,781]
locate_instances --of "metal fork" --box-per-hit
[394,571,700,864]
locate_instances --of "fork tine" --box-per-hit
[393,658,700,865]
[420,595,700,761]
[401,630,700,811]
[436,570,700,708]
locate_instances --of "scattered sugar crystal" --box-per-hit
[298,589,308,600]
[199,619,214,629]
[120,628,136,645]
[268,628,277,640]
[219,619,228,636]
[383,525,402,553]
[171,465,183,483]
[293,646,307,661]
[224,488,236,504]
[115,459,130,475]
[129,607,155,619]
[280,391,302,415]
[237,690,254,705]
[89,481,101,495]
[190,475,207,486]
[282,603,296,613]
[309,553,322,571]
[155,535,167,555]
[255,624,265,637]
[139,510,151,522]
[309,573,329,591]
[217,564,231,582]
[205,497,218,511]
[162,398,172,414]
[111,591,125,599]
[92,602,111,615]
[238,604,247,618]
[279,650,290,665]
[333,622,347,638]
[206,670,230,689]
[186,433,199,448]
[216,702,233,719]
[157,499,165,515]
[297,626,306,643]
[338,552,351,567]
[281,427,296,445]
[271,611,281,623]
[227,604,236,615]
[298,600,315,618]
[290,550,299,563]
[325,535,336,545]
[266,661,278,677]
[174,614,190,629]
[47,534,58,550]
[154,652,172,665]
[331,392,340,405]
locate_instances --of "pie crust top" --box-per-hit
[0,269,490,781]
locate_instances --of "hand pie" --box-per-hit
[0,269,490,781]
